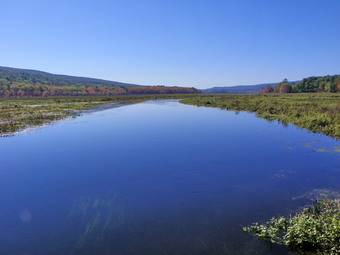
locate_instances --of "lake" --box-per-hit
[0,100,339,255]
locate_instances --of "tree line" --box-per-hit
[0,66,201,97]
[0,83,201,98]
[262,75,340,93]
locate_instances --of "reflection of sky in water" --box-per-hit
[19,210,32,223]
[0,100,339,255]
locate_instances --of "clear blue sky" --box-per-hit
[1,0,339,88]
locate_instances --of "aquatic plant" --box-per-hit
[243,200,340,255]
[69,194,125,249]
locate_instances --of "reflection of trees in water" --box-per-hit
[68,194,125,251]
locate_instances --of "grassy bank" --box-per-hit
[181,94,340,139]
[2,94,340,138]
[0,94,195,136]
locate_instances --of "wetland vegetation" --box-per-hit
[1,93,339,139]
[181,93,340,139]
[244,200,340,255]
[0,94,196,136]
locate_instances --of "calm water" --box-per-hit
[0,100,339,255]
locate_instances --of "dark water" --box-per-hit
[0,100,339,255]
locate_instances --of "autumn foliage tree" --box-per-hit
[0,83,201,98]
[274,79,292,93]
[262,86,274,93]
[278,83,292,93]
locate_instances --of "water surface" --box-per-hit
[0,100,339,255]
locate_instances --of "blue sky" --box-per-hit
[1,0,339,88]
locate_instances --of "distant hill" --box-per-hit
[203,81,300,94]
[0,66,201,97]
[0,66,142,87]
[203,83,276,94]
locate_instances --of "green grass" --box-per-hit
[0,94,196,136]
[181,93,340,139]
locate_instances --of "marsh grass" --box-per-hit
[2,93,340,138]
[181,94,340,139]
[0,94,196,136]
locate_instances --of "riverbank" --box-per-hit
[181,94,340,139]
[2,94,340,138]
[0,95,196,136]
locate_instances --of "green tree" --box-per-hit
[325,82,336,93]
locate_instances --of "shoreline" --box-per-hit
[0,101,138,137]
[70,101,136,115]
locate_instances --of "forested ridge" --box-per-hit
[0,66,140,87]
[0,67,201,97]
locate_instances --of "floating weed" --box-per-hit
[334,145,340,153]
[315,146,340,154]
[304,143,313,149]
[316,148,329,152]
[292,189,340,201]
[271,169,297,181]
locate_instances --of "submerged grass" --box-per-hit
[181,94,340,139]
[0,94,196,136]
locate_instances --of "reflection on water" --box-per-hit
[293,189,340,201]
[68,194,125,250]
[0,100,339,255]
[66,194,279,255]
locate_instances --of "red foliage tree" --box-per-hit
[262,86,274,93]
